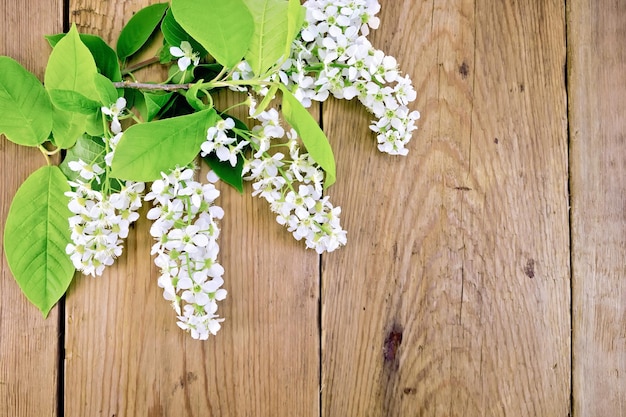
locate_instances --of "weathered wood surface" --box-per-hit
[323,0,570,416]
[0,0,625,416]
[569,1,626,416]
[0,1,63,416]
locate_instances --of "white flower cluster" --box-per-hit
[200,117,249,167]
[145,167,227,340]
[231,0,420,156]
[66,99,145,277]
[205,101,347,253]
[200,99,345,252]
[65,161,144,277]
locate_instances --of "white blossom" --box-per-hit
[101,97,127,134]
[229,0,420,156]
[170,41,200,71]
[242,109,347,253]
[145,167,227,340]
[65,177,145,277]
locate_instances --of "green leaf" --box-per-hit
[171,0,254,68]
[48,89,101,114]
[59,135,106,181]
[159,39,175,64]
[122,88,141,111]
[111,108,218,181]
[85,111,104,137]
[116,2,169,61]
[185,81,210,112]
[203,153,244,193]
[45,24,99,103]
[285,0,306,58]
[0,56,53,146]
[51,107,86,149]
[93,73,119,106]
[242,0,289,76]
[156,93,195,120]
[252,84,278,117]
[47,33,122,81]
[144,91,173,121]
[4,166,75,317]
[161,8,207,56]
[279,86,336,188]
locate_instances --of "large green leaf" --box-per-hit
[161,8,207,57]
[144,91,173,121]
[171,0,254,68]
[48,89,101,114]
[242,0,289,76]
[47,33,122,81]
[93,73,119,106]
[51,106,86,149]
[280,86,336,188]
[285,0,306,57]
[0,56,53,146]
[111,108,219,181]
[116,2,169,60]
[45,24,99,103]
[4,166,75,317]
[84,111,105,137]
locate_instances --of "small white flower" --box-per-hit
[170,41,200,71]
[101,97,126,134]
[67,159,105,182]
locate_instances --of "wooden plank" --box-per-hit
[63,1,319,416]
[569,1,626,416]
[322,1,570,415]
[0,1,63,415]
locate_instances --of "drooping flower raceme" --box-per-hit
[65,112,145,277]
[203,99,347,254]
[230,0,420,156]
[292,0,419,155]
[145,167,227,340]
[65,164,145,277]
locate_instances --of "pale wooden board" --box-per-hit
[63,1,320,416]
[0,1,63,416]
[322,1,570,415]
[569,1,626,416]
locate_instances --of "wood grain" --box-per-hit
[0,1,63,416]
[4,0,626,415]
[321,0,570,415]
[63,1,319,416]
[569,1,626,416]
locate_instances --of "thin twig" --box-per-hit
[121,56,161,75]
[112,81,191,91]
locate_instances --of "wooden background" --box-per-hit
[0,0,624,416]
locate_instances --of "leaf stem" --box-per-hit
[38,145,52,166]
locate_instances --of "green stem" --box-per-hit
[38,145,51,166]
